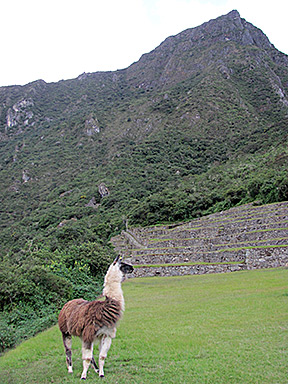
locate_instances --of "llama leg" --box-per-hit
[62,333,73,373]
[98,335,112,377]
[81,340,93,380]
[91,356,99,373]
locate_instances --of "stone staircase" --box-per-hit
[111,201,288,277]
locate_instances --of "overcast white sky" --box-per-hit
[1,0,287,87]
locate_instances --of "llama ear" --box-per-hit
[113,254,121,265]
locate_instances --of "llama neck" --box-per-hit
[103,283,125,311]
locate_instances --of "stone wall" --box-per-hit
[130,263,246,278]
[245,247,288,270]
[112,201,288,278]
[128,246,288,278]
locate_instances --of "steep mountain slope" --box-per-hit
[1,9,288,254]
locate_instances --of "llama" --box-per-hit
[58,255,133,379]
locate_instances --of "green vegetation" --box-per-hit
[0,268,287,383]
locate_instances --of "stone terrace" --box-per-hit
[111,201,288,277]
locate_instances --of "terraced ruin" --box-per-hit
[111,201,288,277]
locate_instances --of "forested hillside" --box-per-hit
[0,10,287,351]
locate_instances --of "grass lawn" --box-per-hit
[0,268,287,383]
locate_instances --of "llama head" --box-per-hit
[104,255,133,287]
[117,255,134,275]
[103,255,133,307]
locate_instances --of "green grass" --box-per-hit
[0,268,287,383]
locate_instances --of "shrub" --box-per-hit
[276,177,288,201]
[0,260,73,311]
[63,242,115,276]
[0,315,15,352]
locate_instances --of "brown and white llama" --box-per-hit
[58,255,133,379]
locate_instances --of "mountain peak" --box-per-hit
[125,10,277,90]
[227,9,240,16]
[226,9,241,19]
[190,9,273,50]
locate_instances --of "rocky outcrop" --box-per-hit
[6,98,34,133]
[58,217,77,228]
[85,115,100,136]
[85,196,100,209]
[98,183,110,198]
[22,170,30,183]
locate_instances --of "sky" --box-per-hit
[1,0,287,87]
